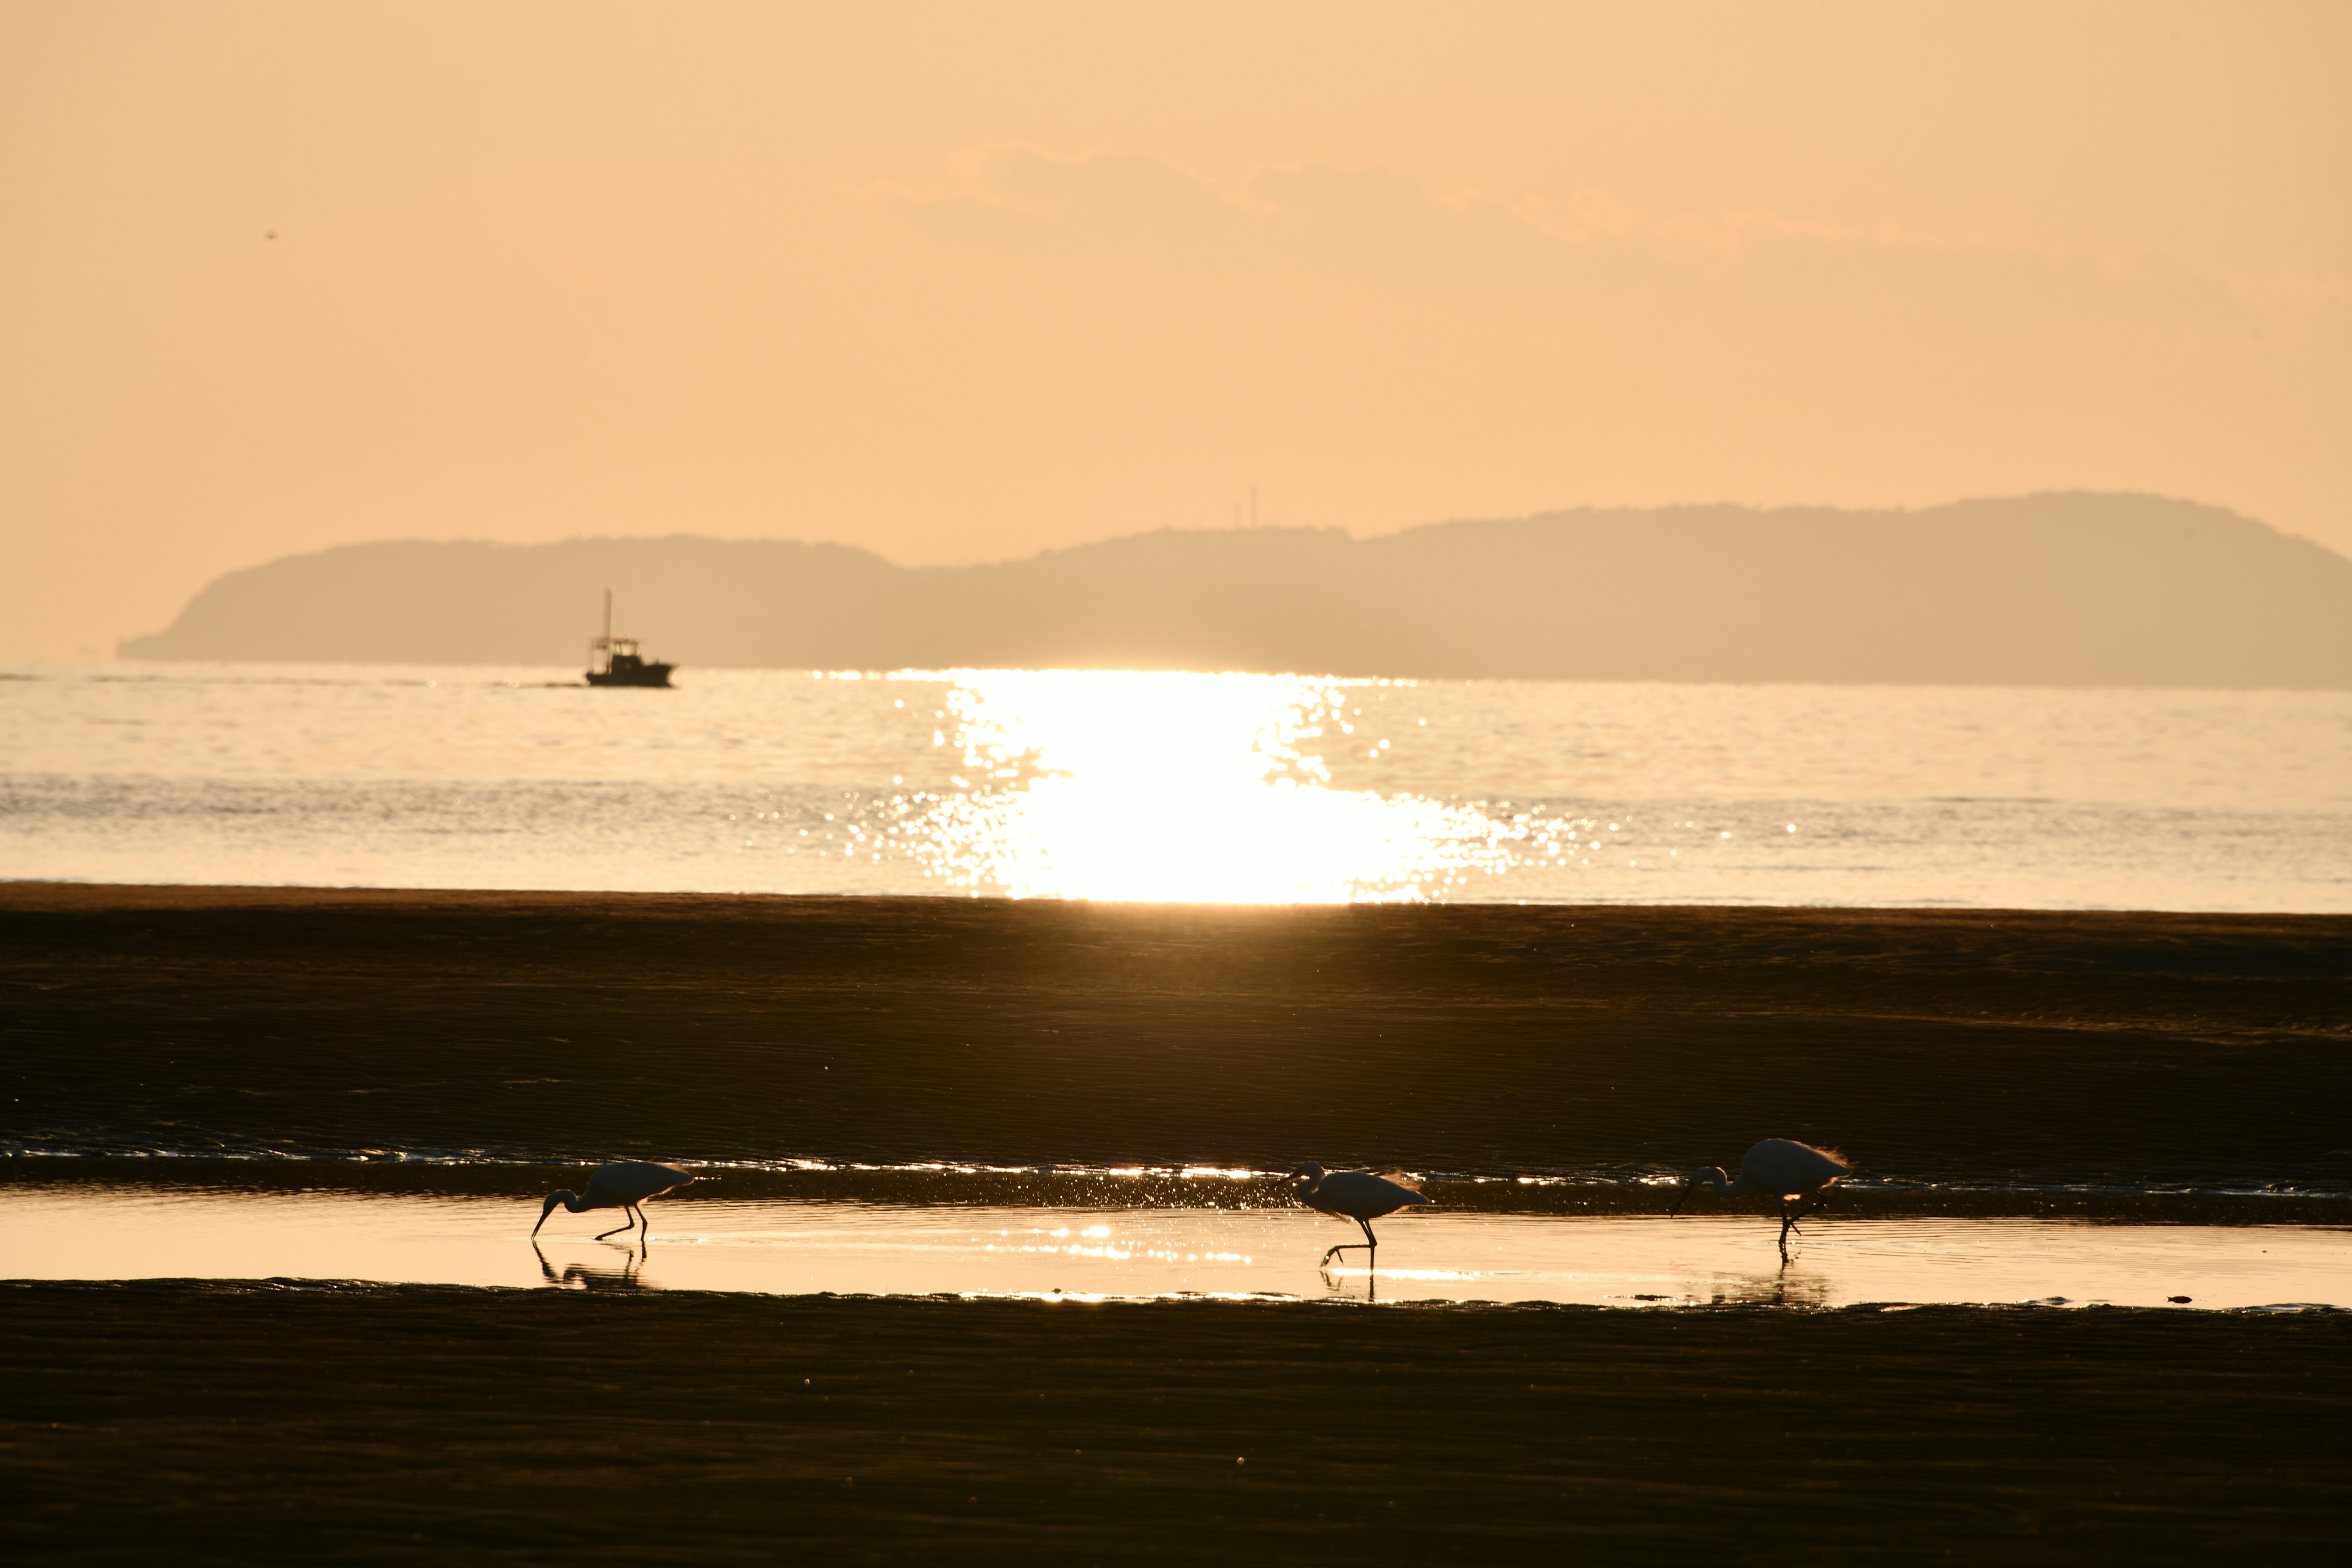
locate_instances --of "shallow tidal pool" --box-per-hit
[9,1182,2347,1309]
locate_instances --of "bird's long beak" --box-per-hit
[532,1191,563,1238]
[1669,1180,1690,1218]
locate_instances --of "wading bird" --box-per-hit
[1672,1139,1850,1246]
[1289,1163,1431,1265]
[533,1161,694,1243]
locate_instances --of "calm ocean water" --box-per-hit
[2,662,2346,910]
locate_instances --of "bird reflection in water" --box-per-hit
[1710,1253,1832,1310]
[533,1238,647,1291]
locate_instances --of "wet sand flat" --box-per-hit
[5,884,2348,1185]
[4,1282,2346,1563]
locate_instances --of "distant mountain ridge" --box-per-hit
[121,494,2352,688]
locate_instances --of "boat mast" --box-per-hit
[602,588,612,673]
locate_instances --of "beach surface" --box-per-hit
[5,1282,2347,1563]
[7,886,2352,1559]
[4,884,2348,1186]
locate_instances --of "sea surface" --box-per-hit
[2,660,2348,909]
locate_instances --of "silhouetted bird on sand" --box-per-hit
[1290,1163,1431,1265]
[1672,1139,1850,1246]
[533,1161,694,1242]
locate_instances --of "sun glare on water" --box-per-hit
[897,669,1509,903]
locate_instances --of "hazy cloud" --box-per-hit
[875,147,2272,340]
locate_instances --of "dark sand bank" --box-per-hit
[4,1283,2345,1563]
[4,885,2348,1186]
[12,1156,2352,1227]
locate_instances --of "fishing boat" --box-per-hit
[585,590,676,688]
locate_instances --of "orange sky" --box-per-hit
[2,1,2346,658]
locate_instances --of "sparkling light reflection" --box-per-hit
[892,670,1517,903]
[13,660,2346,909]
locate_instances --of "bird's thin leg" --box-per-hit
[595,1212,633,1241]
[1359,1218,1379,1271]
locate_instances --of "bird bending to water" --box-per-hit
[1290,1163,1431,1265]
[533,1161,694,1242]
[1672,1139,1849,1246]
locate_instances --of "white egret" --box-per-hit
[533,1161,694,1242]
[1672,1139,1850,1245]
[1289,1163,1431,1265]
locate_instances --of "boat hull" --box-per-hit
[586,663,674,688]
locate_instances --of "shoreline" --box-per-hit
[10,875,2350,920]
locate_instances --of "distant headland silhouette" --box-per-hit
[121,494,2352,688]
